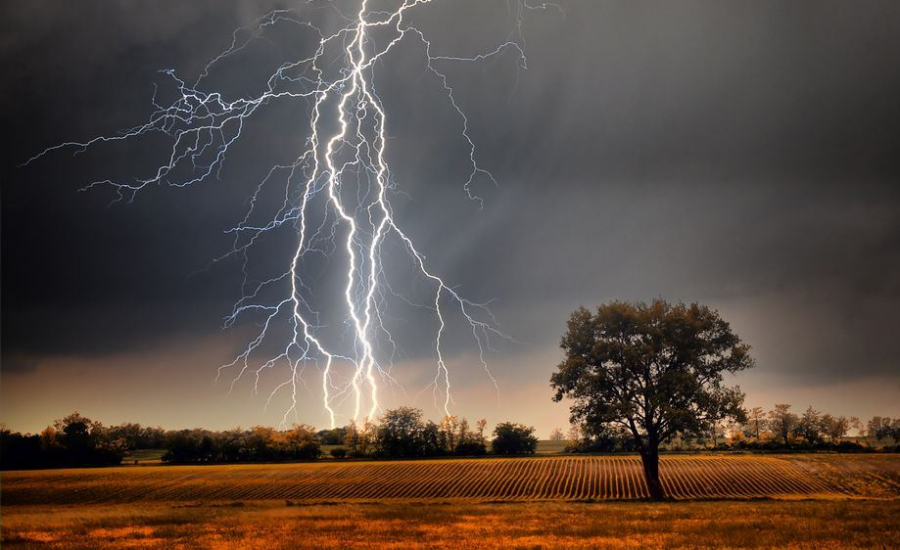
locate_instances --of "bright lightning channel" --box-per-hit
[23,0,557,428]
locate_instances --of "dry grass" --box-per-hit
[2,500,898,549]
[4,455,897,548]
[3,454,898,505]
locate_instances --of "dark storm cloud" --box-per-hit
[1,352,40,374]
[2,0,899,391]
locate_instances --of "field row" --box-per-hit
[3,454,898,505]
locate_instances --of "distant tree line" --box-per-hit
[0,413,126,470]
[161,425,321,463]
[339,407,536,458]
[0,408,539,470]
[560,405,900,454]
[3,405,894,470]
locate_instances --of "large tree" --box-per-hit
[551,300,753,499]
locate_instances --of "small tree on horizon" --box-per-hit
[767,404,799,446]
[795,406,823,444]
[475,419,487,444]
[551,300,753,500]
[565,423,584,444]
[746,406,766,440]
[820,414,859,443]
[867,417,900,444]
[439,415,460,453]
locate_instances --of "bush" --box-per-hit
[491,422,538,455]
[833,440,866,452]
[330,448,347,459]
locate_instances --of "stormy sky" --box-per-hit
[2,0,899,435]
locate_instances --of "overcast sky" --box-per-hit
[3,0,899,435]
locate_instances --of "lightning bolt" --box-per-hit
[23,0,557,427]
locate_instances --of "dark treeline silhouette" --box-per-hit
[0,408,538,470]
[162,425,321,463]
[0,413,125,470]
[342,407,496,458]
[3,406,895,470]
[563,404,900,454]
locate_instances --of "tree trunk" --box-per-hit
[639,450,665,500]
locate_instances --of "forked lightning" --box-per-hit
[24,0,556,427]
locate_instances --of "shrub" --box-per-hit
[330,448,347,459]
[833,440,865,452]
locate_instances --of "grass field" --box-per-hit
[536,440,568,454]
[3,454,897,548]
[121,449,166,464]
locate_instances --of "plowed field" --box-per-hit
[3,454,898,505]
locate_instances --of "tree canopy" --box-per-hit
[551,300,754,498]
[491,422,538,455]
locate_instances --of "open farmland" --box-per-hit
[3,500,899,549]
[3,454,898,505]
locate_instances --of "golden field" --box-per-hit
[2,454,898,548]
[3,454,898,504]
[2,500,898,549]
